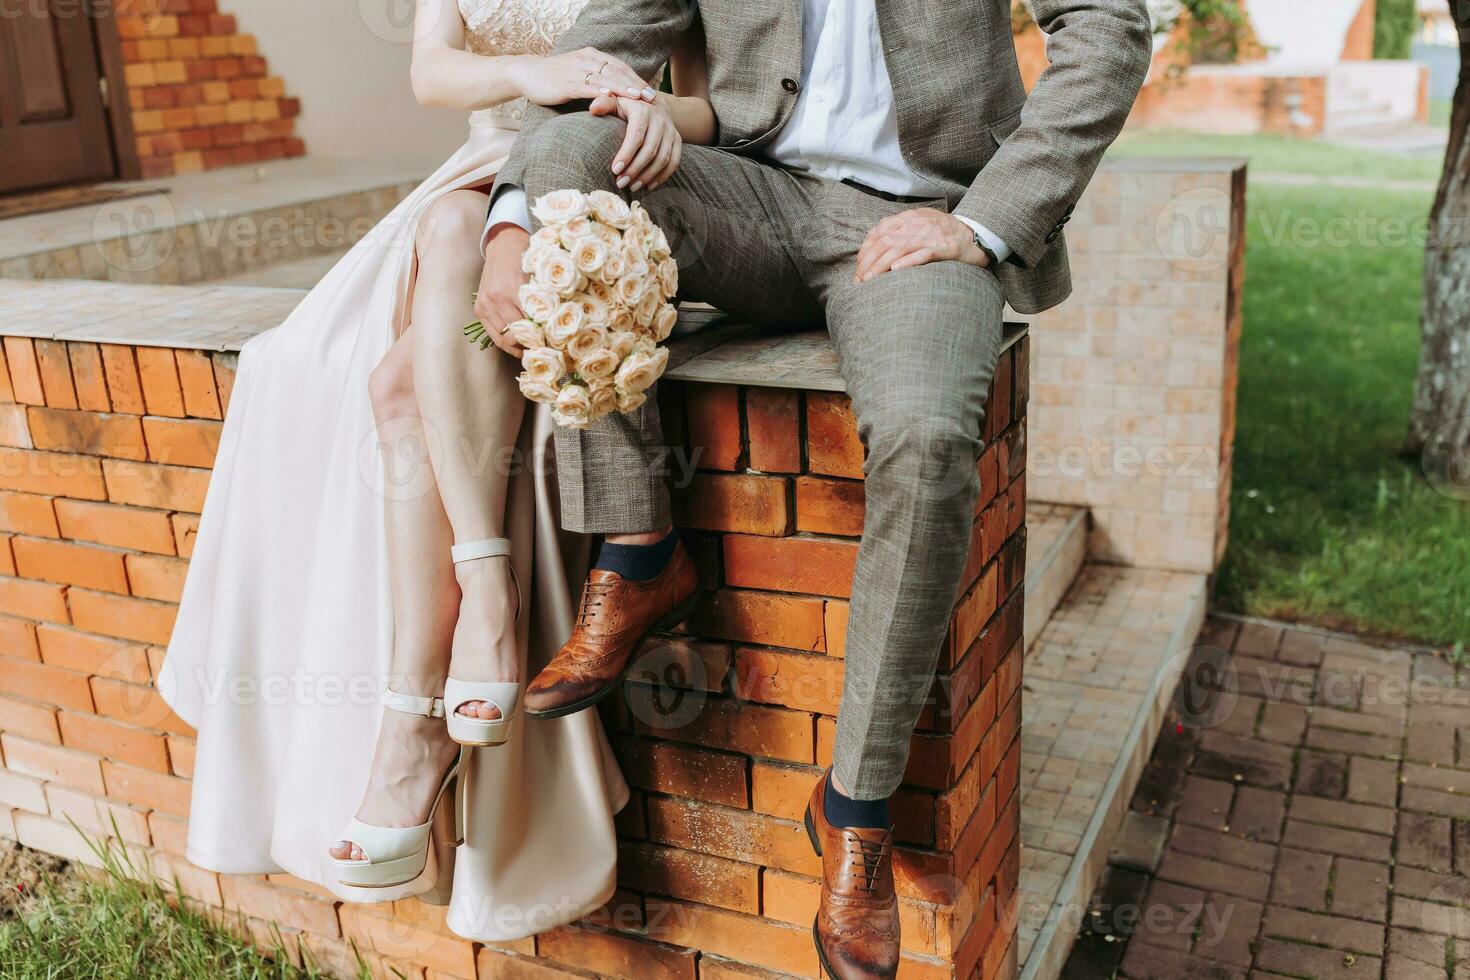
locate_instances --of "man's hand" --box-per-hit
[853,208,989,284]
[475,226,532,358]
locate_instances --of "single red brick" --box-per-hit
[36,624,151,681]
[1,733,104,792]
[0,577,70,624]
[0,491,58,537]
[806,392,864,479]
[101,459,210,512]
[613,736,749,808]
[66,344,111,412]
[536,922,698,980]
[12,537,130,593]
[684,384,742,472]
[69,589,178,646]
[91,675,191,736]
[26,407,147,460]
[0,614,40,661]
[211,354,236,414]
[672,473,792,537]
[141,417,221,467]
[625,688,815,764]
[0,693,60,743]
[824,601,848,658]
[793,476,865,537]
[692,589,825,652]
[0,344,13,404]
[736,646,844,716]
[746,388,801,474]
[723,534,858,598]
[135,348,185,418]
[644,895,820,976]
[54,499,176,554]
[166,733,195,776]
[0,447,107,500]
[58,710,171,772]
[33,342,78,410]
[99,346,146,414]
[173,350,223,419]
[3,339,45,406]
[171,513,200,557]
[0,404,31,449]
[42,783,152,845]
[125,553,188,602]
[101,759,192,817]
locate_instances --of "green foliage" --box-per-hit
[0,833,373,979]
[1374,0,1416,60]
[1179,0,1255,64]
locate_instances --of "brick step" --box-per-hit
[1015,562,1208,980]
[1021,505,1086,655]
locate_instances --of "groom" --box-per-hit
[480,1,1151,975]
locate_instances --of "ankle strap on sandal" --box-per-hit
[381,689,445,718]
[451,538,512,564]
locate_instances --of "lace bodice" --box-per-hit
[459,0,591,123]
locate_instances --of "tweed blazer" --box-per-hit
[496,0,1153,314]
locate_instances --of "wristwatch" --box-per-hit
[971,229,999,269]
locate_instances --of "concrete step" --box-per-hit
[1023,504,1087,653]
[1016,562,1209,980]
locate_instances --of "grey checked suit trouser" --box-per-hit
[499,0,1153,800]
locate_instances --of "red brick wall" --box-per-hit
[0,333,1028,980]
[1129,72,1328,136]
[1340,0,1377,60]
[116,0,304,178]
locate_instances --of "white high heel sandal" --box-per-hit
[332,690,467,889]
[445,537,522,747]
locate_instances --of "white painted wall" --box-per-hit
[1247,0,1362,65]
[228,0,466,162]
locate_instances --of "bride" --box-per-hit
[160,0,714,939]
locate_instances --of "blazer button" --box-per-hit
[1045,229,1061,244]
[782,78,800,93]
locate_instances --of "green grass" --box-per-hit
[0,835,367,979]
[1114,129,1445,182]
[1111,132,1470,646]
[1431,98,1454,129]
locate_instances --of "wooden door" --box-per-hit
[0,1,117,194]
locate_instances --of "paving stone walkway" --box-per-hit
[1061,614,1469,980]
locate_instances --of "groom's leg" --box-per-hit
[822,255,1005,802]
[511,112,818,534]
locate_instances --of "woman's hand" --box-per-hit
[589,95,683,192]
[516,48,657,107]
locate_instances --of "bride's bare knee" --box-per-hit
[368,348,416,421]
[415,191,490,266]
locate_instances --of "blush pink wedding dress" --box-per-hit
[159,0,628,941]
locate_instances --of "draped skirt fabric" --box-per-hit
[159,114,628,941]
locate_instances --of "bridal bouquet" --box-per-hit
[465,189,678,429]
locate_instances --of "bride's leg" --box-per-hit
[408,189,525,720]
[332,326,461,859]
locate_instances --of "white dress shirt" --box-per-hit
[485,0,1010,262]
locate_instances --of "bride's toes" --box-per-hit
[330,839,357,861]
[455,700,503,721]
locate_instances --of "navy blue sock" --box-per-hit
[824,778,891,830]
[594,529,679,582]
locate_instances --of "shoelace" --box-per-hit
[846,837,890,896]
[576,580,616,630]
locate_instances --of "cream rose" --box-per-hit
[532,189,590,225]
[576,346,621,382]
[521,347,567,387]
[588,190,634,229]
[534,248,580,296]
[621,240,651,280]
[635,288,661,329]
[544,301,585,349]
[615,273,646,307]
[586,279,614,306]
[600,251,627,284]
[565,321,608,362]
[593,222,623,248]
[652,303,678,342]
[607,330,638,360]
[648,225,671,260]
[656,257,679,297]
[517,283,559,324]
[571,237,609,277]
[615,346,668,395]
[531,226,561,251]
[579,293,612,328]
[518,376,560,404]
[552,384,594,428]
[504,319,546,349]
[616,387,647,413]
[558,217,594,250]
[587,380,619,418]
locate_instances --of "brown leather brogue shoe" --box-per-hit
[805,769,900,980]
[523,539,699,719]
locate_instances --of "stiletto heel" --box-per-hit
[446,537,523,747]
[332,691,465,888]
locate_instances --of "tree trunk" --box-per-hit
[1410,5,1470,495]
